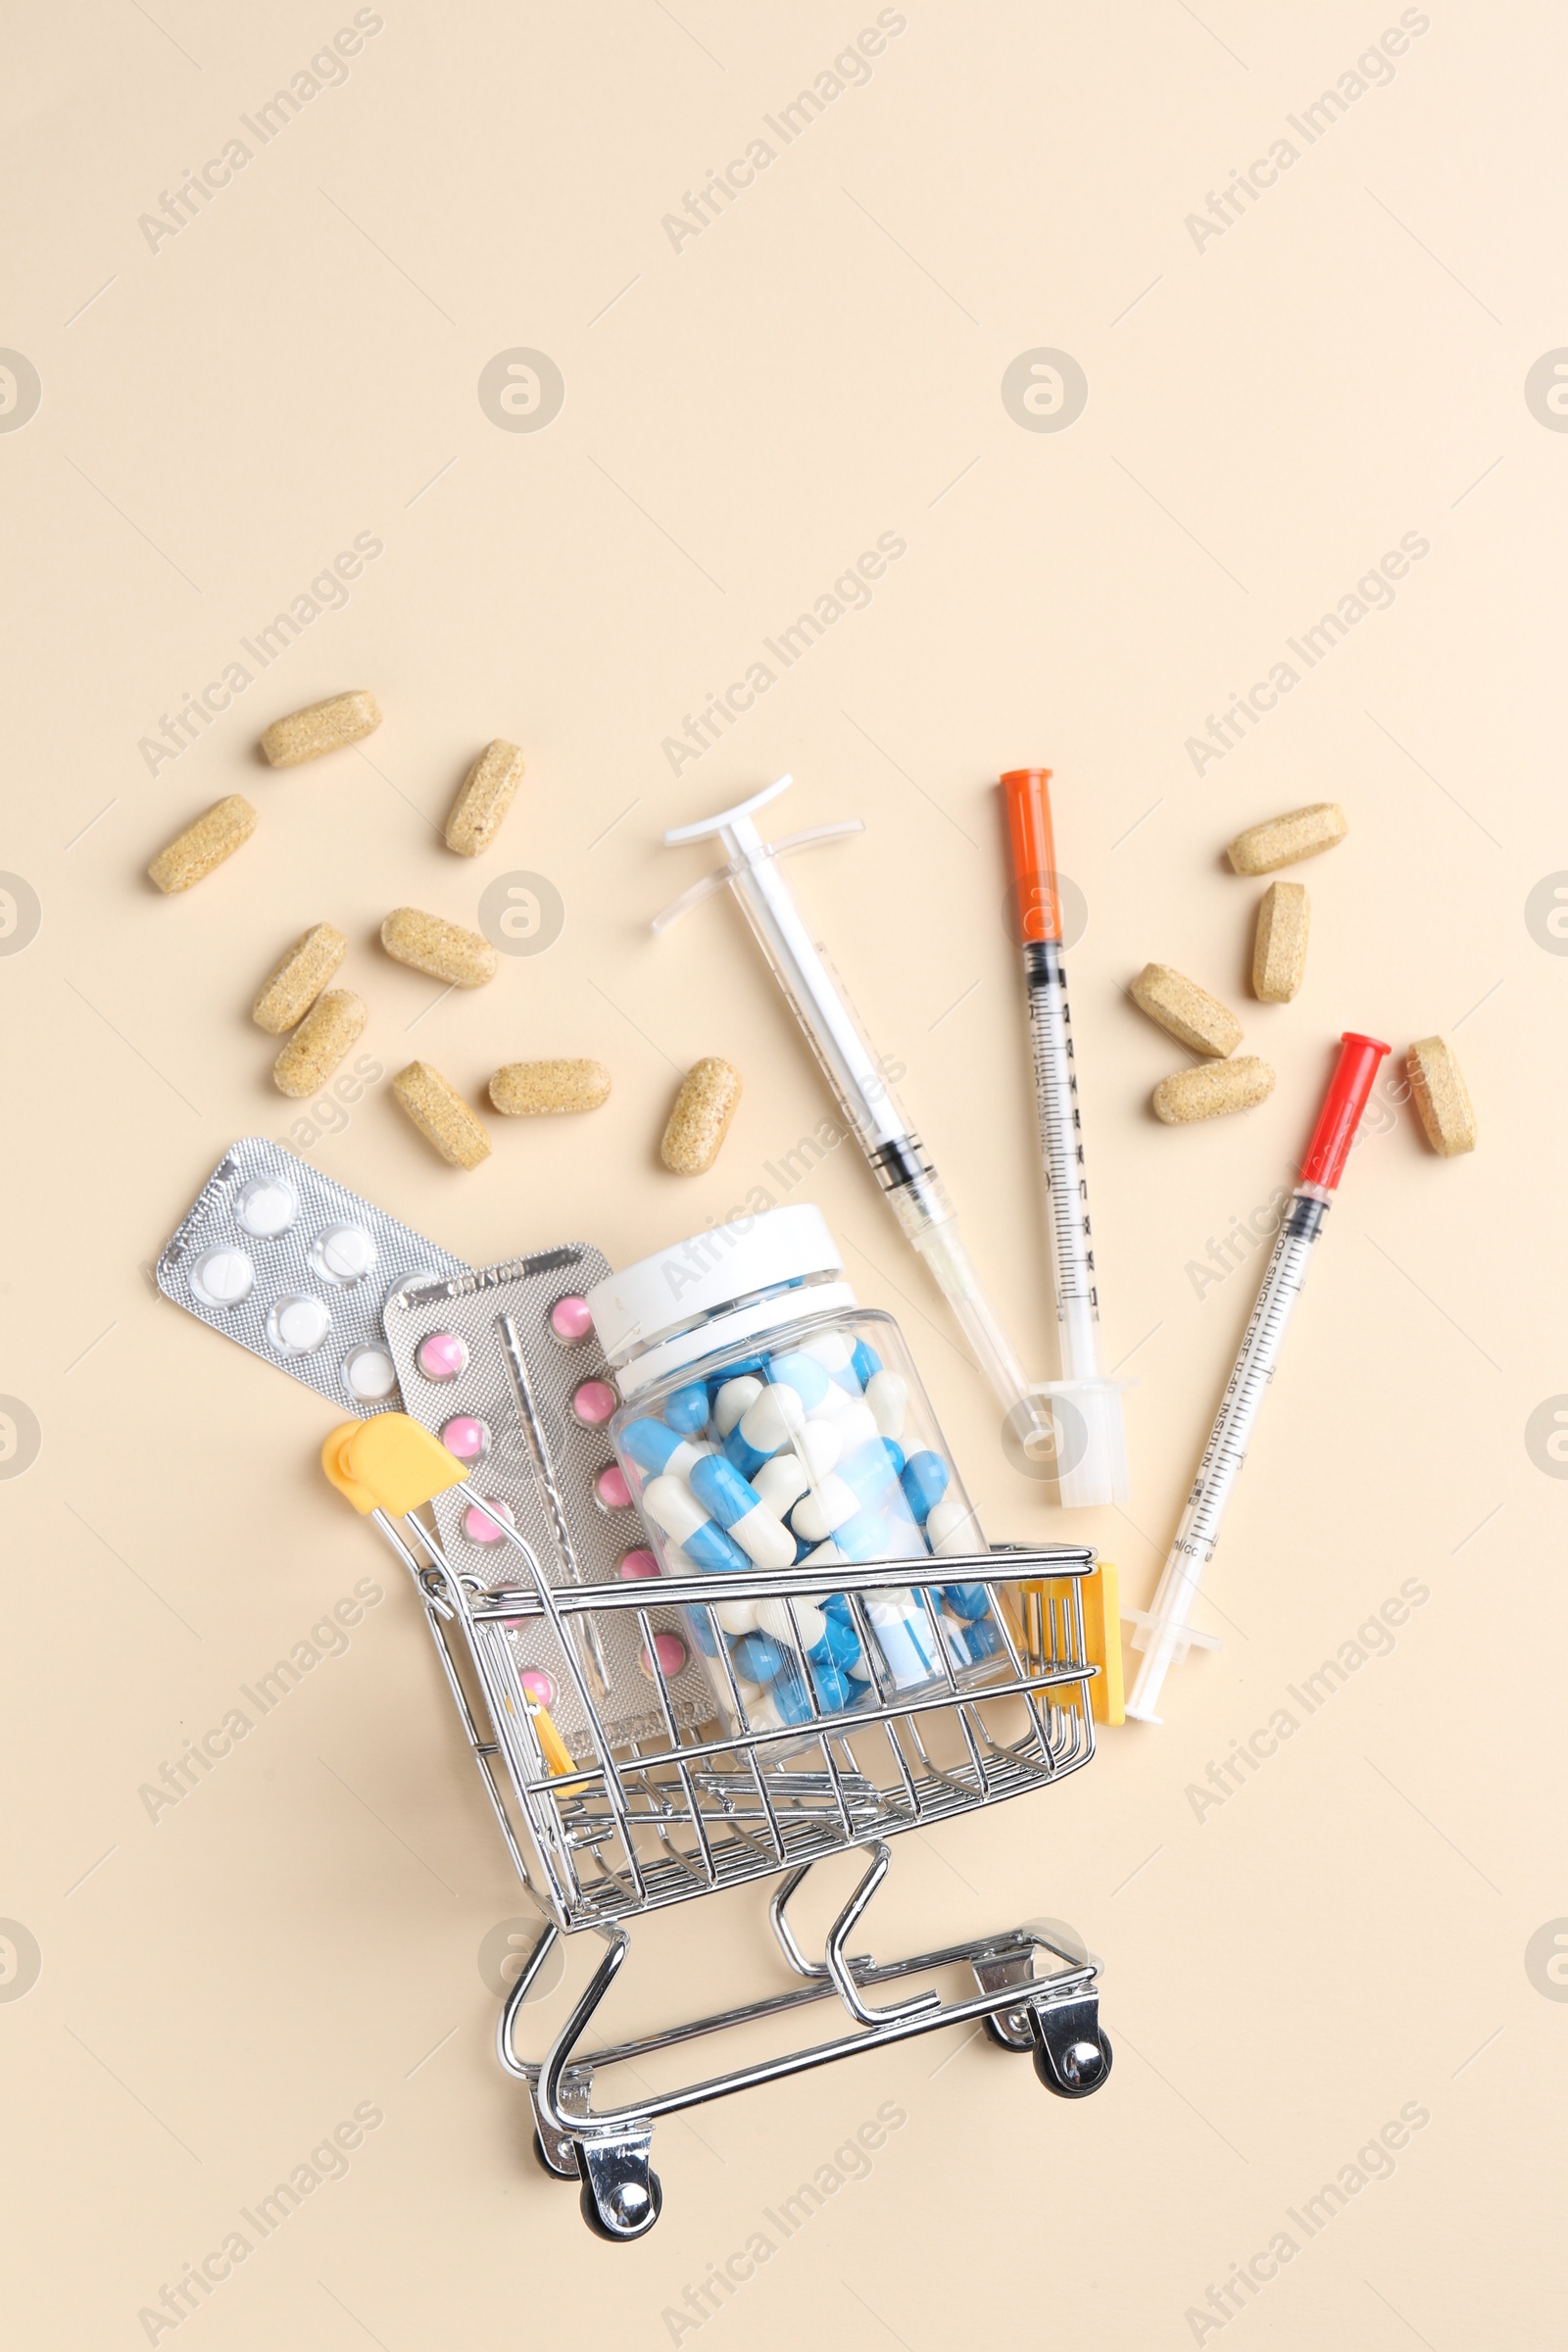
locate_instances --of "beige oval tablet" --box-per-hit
[1252,882,1309,1003]
[147,796,258,894]
[1152,1055,1275,1125]
[489,1058,611,1116]
[380,906,498,988]
[272,990,367,1099]
[445,739,524,858]
[1226,802,1347,875]
[662,1057,743,1174]
[252,922,348,1033]
[392,1062,491,1168]
[260,690,381,767]
[1130,963,1242,1056]
[1406,1036,1477,1156]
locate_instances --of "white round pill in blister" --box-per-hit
[190,1247,255,1308]
[234,1176,297,1238]
[344,1345,398,1402]
[310,1222,377,1287]
[267,1294,331,1356]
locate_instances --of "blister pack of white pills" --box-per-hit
[156,1139,469,1414]
[383,1251,722,1756]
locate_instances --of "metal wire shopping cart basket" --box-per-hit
[347,1456,1114,2240]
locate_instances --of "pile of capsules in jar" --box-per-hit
[612,1328,1006,1735]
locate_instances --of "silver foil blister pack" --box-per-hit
[156,1138,469,1413]
[383,1251,721,1754]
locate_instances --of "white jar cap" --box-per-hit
[587,1204,843,1366]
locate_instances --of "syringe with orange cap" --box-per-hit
[1001,768,1129,1508]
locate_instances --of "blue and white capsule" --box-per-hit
[738,1383,807,1457]
[832,1506,891,1563]
[689,1453,796,1568]
[899,1449,949,1524]
[790,1476,861,1544]
[754,1595,826,1655]
[621,1416,711,1484]
[926,1495,983,1559]
[765,1349,831,1412]
[822,1397,878,1456]
[640,1473,750,1574]
[865,1368,906,1441]
[839,1438,903,1502]
[712,1374,763,1436]
[664,1382,711,1435]
[753,1451,810,1518]
[798,1332,860,1393]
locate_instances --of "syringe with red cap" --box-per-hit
[1123,1033,1391,1724]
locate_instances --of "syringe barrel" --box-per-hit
[723,844,914,1162]
[889,1173,1034,1405]
[1023,936,1102,1384]
[1125,1032,1392,1723]
[1137,1194,1325,1621]
[1124,1200,1325,1720]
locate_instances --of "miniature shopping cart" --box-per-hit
[327,1415,1114,2241]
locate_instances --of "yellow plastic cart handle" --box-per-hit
[1017,1559,1125,1728]
[320,1414,470,1516]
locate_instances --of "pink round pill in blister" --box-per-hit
[463,1498,514,1544]
[417,1331,467,1382]
[550,1296,593,1343]
[518,1667,556,1707]
[595,1464,631,1512]
[572,1379,617,1427]
[441,1415,489,1462]
[618,1548,660,1580]
[642,1630,688,1680]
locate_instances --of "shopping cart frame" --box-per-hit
[360,1497,1112,2238]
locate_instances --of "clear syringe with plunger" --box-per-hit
[655,775,1055,1461]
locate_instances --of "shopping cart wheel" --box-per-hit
[577,2135,662,2242]
[1033,2029,1111,2098]
[532,2126,580,2181]
[1029,1995,1112,2099]
[982,2004,1035,2052]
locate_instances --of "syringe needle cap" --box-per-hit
[1299,1030,1392,1191]
[1001,767,1061,943]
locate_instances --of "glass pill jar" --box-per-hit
[585,1206,1006,1737]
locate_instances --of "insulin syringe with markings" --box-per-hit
[1123,1032,1390,1724]
[655,775,1055,1460]
[1002,767,1128,1507]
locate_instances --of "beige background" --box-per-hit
[3,0,1564,2342]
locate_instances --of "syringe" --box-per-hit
[655,776,1054,1457]
[1123,1032,1390,1724]
[1002,767,1128,1507]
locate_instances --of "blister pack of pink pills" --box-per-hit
[382,1251,721,1755]
[156,1138,469,1413]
